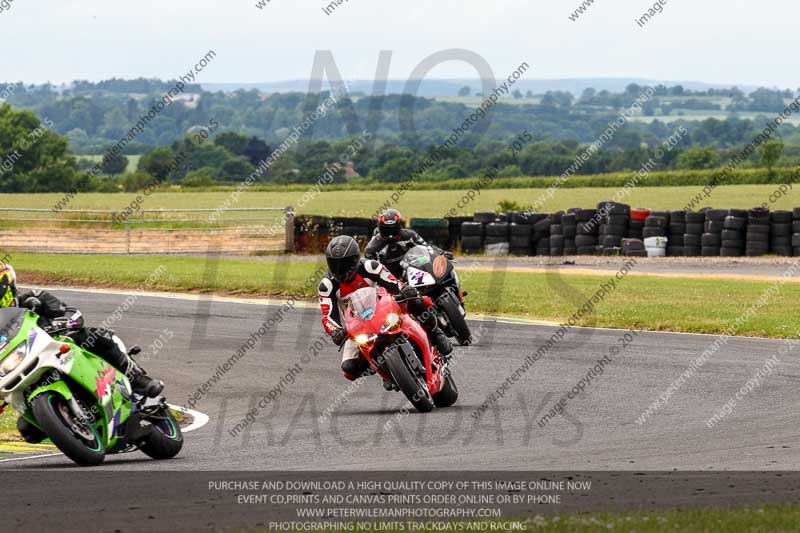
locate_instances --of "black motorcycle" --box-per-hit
[399,245,472,345]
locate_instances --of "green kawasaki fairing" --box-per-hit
[0,308,132,450]
[0,307,182,466]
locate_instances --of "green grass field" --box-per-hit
[0,184,795,219]
[9,253,800,338]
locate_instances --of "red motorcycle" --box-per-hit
[343,286,458,412]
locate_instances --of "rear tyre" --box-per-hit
[433,372,459,408]
[140,409,184,460]
[439,291,472,345]
[31,393,105,467]
[384,345,434,413]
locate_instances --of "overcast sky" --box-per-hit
[0,0,796,88]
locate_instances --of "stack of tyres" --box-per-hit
[485,221,510,255]
[720,209,748,257]
[643,211,669,255]
[684,211,705,256]
[794,208,800,256]
[598,201,630,255]
[629,208,650,239]
[668,210,687,256]
[533,215,551,256]
[473,212,496,225]
[701,209,727,256]
[770,210,793,256]
[644,236,668,257]
[460,222,485,254]
[621,238,647,257]
[510,221,533,256]
[549,211,565,256]
[446,216,472,250]
[410,218,450,249]
[575,209,599,255]
[562,213,577,255]
[745,207,770,256]
[509,211,538,255]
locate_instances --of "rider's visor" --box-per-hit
[0,343,26,377]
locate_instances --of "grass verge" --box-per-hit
[0,408,18,440]
[9,252,800,338]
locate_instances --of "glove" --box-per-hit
[22,297,41,312]
[397,285,419,302]
[330,328,348,346]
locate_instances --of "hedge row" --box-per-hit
[187,167,799,194]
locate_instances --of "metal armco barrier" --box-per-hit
[0,207,294,255]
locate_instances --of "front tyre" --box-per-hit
[384,344,435,413]
[31,393,105,467]
[440,291,472,345]
[140,409,183,460]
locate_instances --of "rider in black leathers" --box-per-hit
[364,209,429,278]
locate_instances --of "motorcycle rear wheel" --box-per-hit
[31,392,106,467]
[140,409,184,460]
[433,372,459,408]
[384,345,434,413]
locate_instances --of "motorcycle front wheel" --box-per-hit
[31,392,106,467]
[384,344,434,413]
[439,291,472,345]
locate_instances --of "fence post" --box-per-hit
[284,206,295,253]
[125,212,132,254]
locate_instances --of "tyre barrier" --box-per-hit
[794,208,800,258]
[293,207,800,257]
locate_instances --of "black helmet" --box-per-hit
[326,235,360,283]
[378,209,403,241]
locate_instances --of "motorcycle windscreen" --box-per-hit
[343,286,378,321]
[403,245,431,269]
[0,307,27,350]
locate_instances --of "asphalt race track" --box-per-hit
[2,286,797,472]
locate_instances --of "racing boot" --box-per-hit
[126,359,164,398]
[429,326,453,358]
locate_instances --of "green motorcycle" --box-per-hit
[0,307,182,466]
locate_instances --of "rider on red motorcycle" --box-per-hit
[319,236,452,382]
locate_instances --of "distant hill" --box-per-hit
[201,78,762,97]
